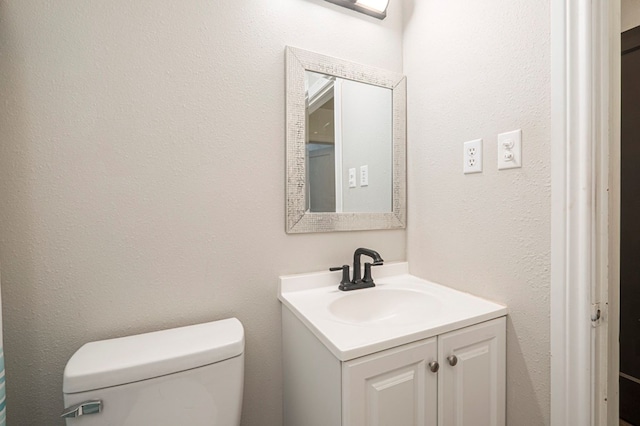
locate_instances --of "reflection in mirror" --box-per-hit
[285,46,406,233]
[305,71,393,213]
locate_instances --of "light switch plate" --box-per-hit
[360,165,369,187]
[498,129,522,170]
[463,139,483,174]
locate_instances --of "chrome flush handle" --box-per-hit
[61,400,103,419]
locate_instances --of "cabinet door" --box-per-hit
[439,317,506,426]
[343,338,438,426]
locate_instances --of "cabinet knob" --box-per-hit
[428,361,439,373]
[447,355,458,366]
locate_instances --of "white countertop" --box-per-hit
[279,262,507,361]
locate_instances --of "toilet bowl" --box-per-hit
[62,318,244,425]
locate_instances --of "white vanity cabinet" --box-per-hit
[283,307,506,426]
[279,264,508,426]
[342,317,505,426]
[438,318,506,426]
[342,337,439,426]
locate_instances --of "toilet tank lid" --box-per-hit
[63,318,244,394]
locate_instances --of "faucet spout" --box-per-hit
[352,248,384,284]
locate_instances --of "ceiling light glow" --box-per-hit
[325,0,389,20]
[354,0,389,13]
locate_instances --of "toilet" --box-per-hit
[61,318,244,425]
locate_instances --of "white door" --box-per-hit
[342,338,438,426]
[439,317,506,426]
[0,266,4,426]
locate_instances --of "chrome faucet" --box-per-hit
[330,248,384,291]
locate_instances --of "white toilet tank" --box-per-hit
[62,318,244,426]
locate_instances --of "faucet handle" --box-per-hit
[330,265,351,288]
[362,262,382,284]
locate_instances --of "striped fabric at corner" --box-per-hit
[0,350,5,425]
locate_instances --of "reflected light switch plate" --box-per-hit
[360,165,369,187]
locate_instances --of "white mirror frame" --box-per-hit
[285,46,407,233]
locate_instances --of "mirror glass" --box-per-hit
[305,71,393,213]
[286,47,406,233]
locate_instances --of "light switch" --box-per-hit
[348,168,357,188]
[360,165,369,187]
[498,129,522,170]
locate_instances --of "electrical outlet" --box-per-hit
[348,168,357,188]
[463,139,483,174]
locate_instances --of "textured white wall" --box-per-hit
[622,0,640,31]
[403,1,551,424]
[0,1,405,424]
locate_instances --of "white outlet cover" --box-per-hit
[463,139,483,174]
[498,129,522,170]
[348,168,357,188]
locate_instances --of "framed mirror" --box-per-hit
[285,47,406,233]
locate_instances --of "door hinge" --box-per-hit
[591,303,602,327]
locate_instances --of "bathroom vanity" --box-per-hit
[279,262,507,426]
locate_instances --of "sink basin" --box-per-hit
[279,262,508,360]
[328,288,442,326]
